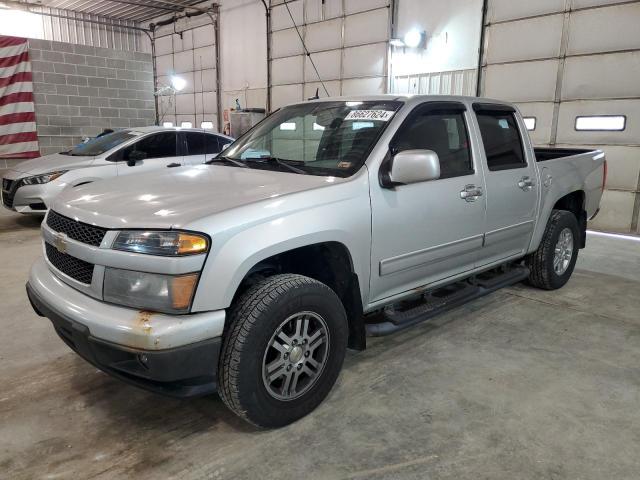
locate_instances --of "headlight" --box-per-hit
[112,231,209,256]
[103,268,199,314]
[21,171,68,185]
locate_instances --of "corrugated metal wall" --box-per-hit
[479,0,640,234]
[392,69,477,96]
[30,6,148,52]
[269,0,392,108]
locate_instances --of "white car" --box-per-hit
[1,126,234,214]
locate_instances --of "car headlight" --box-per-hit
[103,268,199,314]
[21,171,68,185]
[112,231,209,256]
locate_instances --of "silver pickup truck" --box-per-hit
[26,95,606,428]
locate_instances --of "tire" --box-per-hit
[218,274,348,428]
[526,209,580,290]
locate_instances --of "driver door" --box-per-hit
[368,102,487,303]
[115,131,184,176]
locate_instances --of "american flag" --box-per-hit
[0,35,40,160]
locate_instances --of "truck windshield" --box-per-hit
[219,100,403,176]
[62,130,136,157]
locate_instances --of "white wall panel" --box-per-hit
[271,28,305,58]
[562,52,640,101]
[342,77,386,95]
[344,0,388,15]
[483,60,559,102]
[556,100,640,146]
[271,0,303,31]
[567,3,640,55]
[572,0,635,8]
[344,9,389,47]
[488,0,564,22]
[272,84,303,109]
[305,18,342,52]
[342,43,387,78]
[514,102,555,145]
[272,56,305,85]
[305,51,342,82]
[589,190,636,233]
[305,0,343,22]
[485,15,563,63]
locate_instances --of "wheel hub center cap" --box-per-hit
[289,346,303,363]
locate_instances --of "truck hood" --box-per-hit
[10,152,95,175]
[52,165,346,229]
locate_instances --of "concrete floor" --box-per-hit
[1,207,639,480]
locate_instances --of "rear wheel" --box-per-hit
[218,274,348,428]
[527,210,580,290]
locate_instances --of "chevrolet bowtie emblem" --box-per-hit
[53,232,68,254]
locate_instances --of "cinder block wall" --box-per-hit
[29,39,157,156]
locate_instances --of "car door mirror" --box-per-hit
[387,150,441,186]
[126,150,146,167]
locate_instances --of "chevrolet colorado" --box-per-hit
[26,95,606,428]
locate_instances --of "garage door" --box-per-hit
[269,0,391,109]
[153,17,220,130]
[479,0,640,234]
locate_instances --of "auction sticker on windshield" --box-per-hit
[345,110,395,122]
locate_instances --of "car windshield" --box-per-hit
[220,100,403,176]
[63,130,137,156]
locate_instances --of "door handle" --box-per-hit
[460,185,483,202]
[166,162,181,168]
[518,176,535,191]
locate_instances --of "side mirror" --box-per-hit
[127,150,147,167]
[387,150,441,186]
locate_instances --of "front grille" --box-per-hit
[45,243,95,285]
[47,210,107,247]
[2,178,16,208]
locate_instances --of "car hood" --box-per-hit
[10,152,96,175]
[52,165,348,229]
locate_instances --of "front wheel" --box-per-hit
[526,209,580,290]
[218,274,348,428]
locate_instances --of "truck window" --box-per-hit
[117,132,177,160]
[393,110,473,179]
[185,132,221,155]
[476,112,526,171]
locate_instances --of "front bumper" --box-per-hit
[2,177,49,214]
[27,257,226,397]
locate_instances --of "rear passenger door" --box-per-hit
[473,104,539,265]
[114,131,184,176]
[183,132,224,164]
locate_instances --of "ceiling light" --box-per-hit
[404,29,425,49]
[171,75,187,92]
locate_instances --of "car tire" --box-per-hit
[526,209,580,290]
[218,274,348,428]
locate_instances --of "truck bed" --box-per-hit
[534,147,595,162]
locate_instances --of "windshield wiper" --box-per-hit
[206,156,249,168]
[246,157,307,175]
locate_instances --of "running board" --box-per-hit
[365,266,530,337]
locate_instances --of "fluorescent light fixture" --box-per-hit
[346,101,363,107]
[575,116,625,131]
[587,230,640,243]
[162,121,173,127]
[523,117,536,131]
[170,75,187,92]
[390,38,405,47]
[280,122,297,131]
[404,29,424,48]
[313,123,325,131]
[201,121,214,129]
[181,121,193,128]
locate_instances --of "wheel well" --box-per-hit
[553,190,587,248]
[235,242,366,350]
